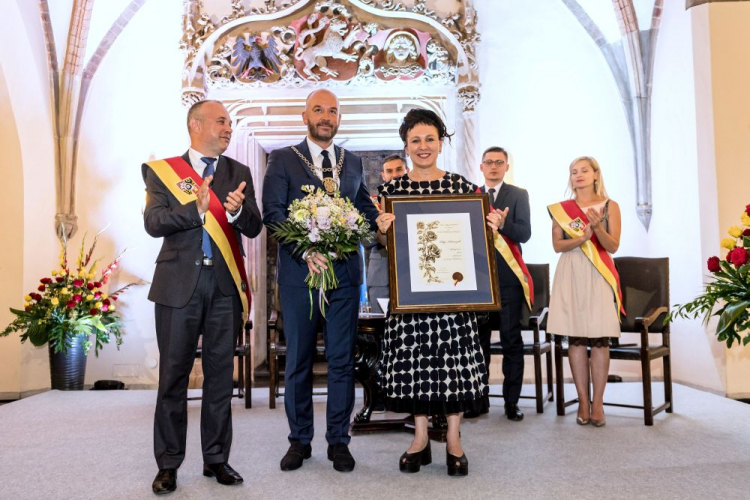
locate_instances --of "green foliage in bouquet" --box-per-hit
[1,228,136,355]
[667,205,750,348]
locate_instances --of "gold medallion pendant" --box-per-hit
[323,177,337,194]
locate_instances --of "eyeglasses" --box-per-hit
[482,159,506,167]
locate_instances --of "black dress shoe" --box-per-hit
[152,468,176,495]
[327,443,356,472]
[446,451,469,477]
[399,441,432,473]
[505,403,524,421]
[203,462,243,486]
[280,442,312,471]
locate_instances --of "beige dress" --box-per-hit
[547,200,620,339]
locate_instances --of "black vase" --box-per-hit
[48,335,88,390]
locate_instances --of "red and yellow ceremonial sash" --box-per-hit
[479,188,534,308]
[547,200,625,318]
[145,157,251,319]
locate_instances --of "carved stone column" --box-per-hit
[457,83,480,178]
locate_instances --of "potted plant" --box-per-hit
[1,230,135,390]
[668,204,750,347]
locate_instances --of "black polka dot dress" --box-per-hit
[377,173,489,415]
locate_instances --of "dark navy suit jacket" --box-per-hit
[262,139,379,287]
[481,183,531,287]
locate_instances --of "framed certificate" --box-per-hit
[384,193,501,314]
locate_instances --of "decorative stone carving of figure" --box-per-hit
[384,30,420,66]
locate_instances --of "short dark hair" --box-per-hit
[482,146,508,161]
[382,154,405,165]
[187,99,221,131]
[398,108,453,144]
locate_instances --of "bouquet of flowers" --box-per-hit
[270,185,371,316]
[1,228,136,355]
[667,204,750,348]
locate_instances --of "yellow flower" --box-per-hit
[86,294,94,301]
[61,287,69,295]
[95,301,103,309]
[24,294,31,301]
[50,298,59,306]
[728,226,743,238]
[109,305,116,312]
[78,270,85,278]
[51,270,57,276]
[101,293,108,300]
[60,269,68,276]
[87,273,94,280]
[721,237,736,250]
[24,302,30,308]
[742,212,750,227]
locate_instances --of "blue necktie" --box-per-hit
[201,157,216,259]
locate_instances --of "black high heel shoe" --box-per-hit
[446,450,468,477]
[399,441,432,473]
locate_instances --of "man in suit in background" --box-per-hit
[471,146,531,421]
[366,154,408,314]
[143,100,263,494]
[263,89,380,473]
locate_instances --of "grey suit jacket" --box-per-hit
[142,152,263,308]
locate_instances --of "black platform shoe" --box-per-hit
[399,441,432,473]
[446,450,468,477]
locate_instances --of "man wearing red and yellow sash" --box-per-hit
[474,146,532,422]
[143,100,262,494]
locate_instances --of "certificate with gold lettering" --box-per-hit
[384,194,501,314]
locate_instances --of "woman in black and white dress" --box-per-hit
[375,109,500,476]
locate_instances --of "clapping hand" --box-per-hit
[586,206,604,229]
[582,224,594,241]
[197,175,213,215]
[224,181,246,215]
[486,207,509,232]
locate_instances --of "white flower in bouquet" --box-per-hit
[270,186,372,316]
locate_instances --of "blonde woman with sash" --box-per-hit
[547,157,623,427]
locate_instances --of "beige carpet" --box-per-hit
[1,383,749,500]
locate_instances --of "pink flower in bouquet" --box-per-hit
[345,212,359,230]
[73,279,83,287]
[707,256,721,273]
[308,228,320,243]
[74,294,82,303]
[728,247,749,267]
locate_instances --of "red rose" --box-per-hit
[40,278,52,284]
[744,229,750,237]
[745,204,750,215]
[73,279,83,287]
[111,295,118,301]
[66,300,76,309]
[103,298,111,306]
[707,256,721,273]
[74,294,82,303]
[93,281,102,288]
[38,285,45,292]
[24,306,31,312]
[101,304,109,312]
[56,277,64,283]
[86,282,95,290]
[90,308,99,315]
[728,247,749,267]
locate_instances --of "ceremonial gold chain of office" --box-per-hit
[291,146,345,194]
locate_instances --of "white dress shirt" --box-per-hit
[482,181,504,204]
[305,136,340,189]
[188,148,241,223]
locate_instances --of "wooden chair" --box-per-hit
[267,285,327,409]
[190,320,253,409]
[488,263,553,413]
[553,256,672,425]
